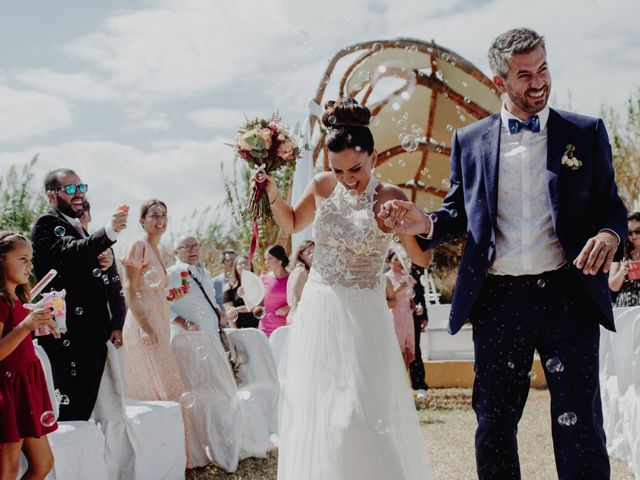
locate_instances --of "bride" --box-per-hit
[263,98,433,480]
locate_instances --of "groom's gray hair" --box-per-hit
[488,28,546,77]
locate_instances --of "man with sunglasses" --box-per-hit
[31,168,129,420]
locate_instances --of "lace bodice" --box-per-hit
[310,176,392,290]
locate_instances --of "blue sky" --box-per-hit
[1,0,638,252]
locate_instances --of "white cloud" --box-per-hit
[62,0,294,101]
[14,69,118,102]
[125,108,172,130]
[0,84,72,143]
[187,108,247,130]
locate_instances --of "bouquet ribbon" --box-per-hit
[248,176,268,264]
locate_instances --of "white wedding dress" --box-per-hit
[277,176,432,479]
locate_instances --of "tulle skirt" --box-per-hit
[277,280,432,480]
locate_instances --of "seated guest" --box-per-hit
[260,245,289,337]
[167,235,238,375]
[213,249,237,308]
[609,211,640,307]
[287,240,314,323]
[223,255,259,329]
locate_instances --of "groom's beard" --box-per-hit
[507,83,550,116]
[55,193,83,218]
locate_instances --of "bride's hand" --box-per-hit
[378,200,430,236]
[252,170,278,199]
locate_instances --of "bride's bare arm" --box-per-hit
[265,173,325,234]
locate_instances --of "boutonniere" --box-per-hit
[561,144,582,170]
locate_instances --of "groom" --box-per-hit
[381,28,627,479]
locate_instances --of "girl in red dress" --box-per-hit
[0,231,59,480]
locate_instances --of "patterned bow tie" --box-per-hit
[508,115,540,134]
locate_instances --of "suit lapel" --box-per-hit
[546,109,567,229]
[50,209,82,239]
[481,115,501,233]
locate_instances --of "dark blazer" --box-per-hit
[31,209,116,339]
[418,108,627,334]
[31,208,117,419]
[103,250,126,331]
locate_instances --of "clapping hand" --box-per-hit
[378,200,430,236]
[573,231,618,275]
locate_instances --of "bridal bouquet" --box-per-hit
[234,115,301,222]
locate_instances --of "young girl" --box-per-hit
[0,231,58,480]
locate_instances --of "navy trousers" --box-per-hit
[470,265,610,480]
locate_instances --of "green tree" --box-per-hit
[0,155,48,236]
[603,89,640,211]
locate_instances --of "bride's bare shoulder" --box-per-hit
[376,182,408,203]
[313,172,337,199]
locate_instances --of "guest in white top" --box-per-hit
[168,235,226,342]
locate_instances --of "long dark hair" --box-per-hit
[266,244,289,269]
[0,231,32,308]
[293,240,314,271]
[322,98,374,154]
[625,211,640,259]
[229,255,254,289]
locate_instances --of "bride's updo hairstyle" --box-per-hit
[322,98,374,155]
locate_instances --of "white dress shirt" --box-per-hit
[489,104,566,275]
[167,259,221,342]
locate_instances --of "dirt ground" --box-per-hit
[188,388,634,479]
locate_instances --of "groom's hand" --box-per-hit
[378,200,430,236]
[573,231,618,275]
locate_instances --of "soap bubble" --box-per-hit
[253,306,265,319]
[63,340,71,347]
[40,411,56,427]
[401,135,419,152]
[59,395,70,406]
[371,42,384,53]
[557,412,577,426]
[92,268,102,278]
[54,226,66,237]
[545,357,564,373]
[75,307,83,316]
[144,269,162,288]
[179,391,195,408]
[406,289,416,299]
[537,279,546,288]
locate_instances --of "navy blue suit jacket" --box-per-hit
[418,108,627,334]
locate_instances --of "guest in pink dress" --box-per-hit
[120,199,191,466]
[384,250,416,369]
[259,245,289,337]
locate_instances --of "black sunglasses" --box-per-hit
[628,227,640,236]
[57,184,88,195]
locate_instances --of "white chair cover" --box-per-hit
[599,307,640,479]
[28,342,109,480]
[227,328,280,436]
[172,331,275,470]
[268,325,290,381]
[171,331,243,470]
[93,341,186,480]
